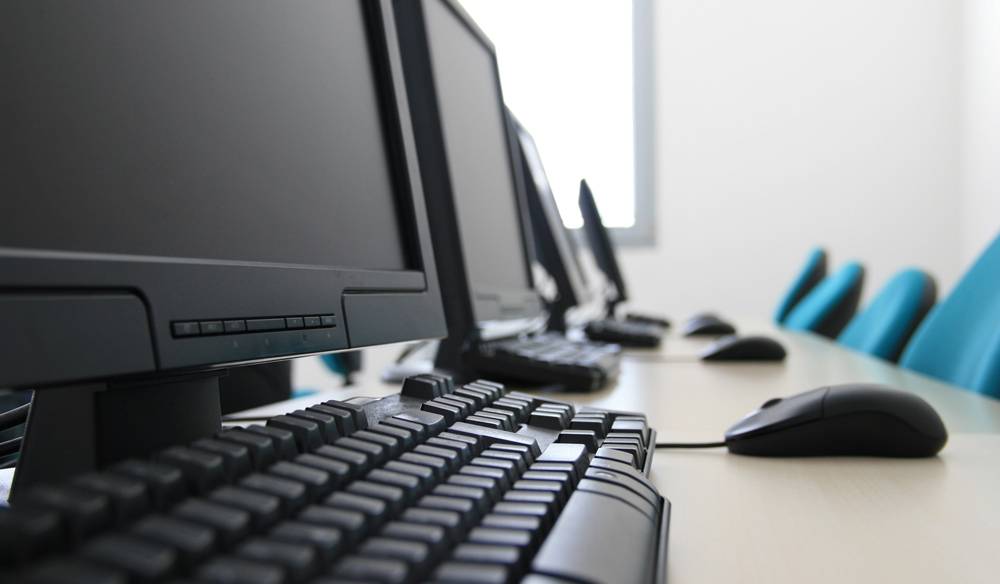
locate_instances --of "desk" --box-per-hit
[234,324,1000,583]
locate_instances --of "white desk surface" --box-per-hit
[231,322,1000,583]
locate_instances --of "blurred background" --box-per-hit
[297,0,1000,391]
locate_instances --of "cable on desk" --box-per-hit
[0,403,30,432]
[0,436,23,457]
[655,441,727,449]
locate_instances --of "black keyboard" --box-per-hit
[473,334,621,392]
[0,374,669,584]
[584,319,664,348]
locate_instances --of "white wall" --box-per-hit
[961,0,1000,265]
[618,0,966,320]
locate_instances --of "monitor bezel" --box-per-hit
[0,0,446,389]
[393,0,544,333]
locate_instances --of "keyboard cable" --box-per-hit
[655,441,726,449]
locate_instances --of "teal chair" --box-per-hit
[838,268,936,362]
[774,247,828,323]
[899,233,1000,397]
[783,262,865,338]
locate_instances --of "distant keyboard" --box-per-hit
[584,319,664,348]
[474,334,621,392]
[0,374,669,584]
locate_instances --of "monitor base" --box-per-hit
[10,372,224,501]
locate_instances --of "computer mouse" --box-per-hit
[724,384,948,457]
[701,335,786,361]
[682,315,736,336]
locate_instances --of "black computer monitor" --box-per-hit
[579,179,631,315]
[0,0,445,492]
[394,0,544,371]
[513,114,595,331]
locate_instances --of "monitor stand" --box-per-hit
[10,372,224,502]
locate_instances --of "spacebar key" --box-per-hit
[448,422,542,458]
[530,490,658,584]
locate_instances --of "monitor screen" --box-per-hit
[0,0,445,388]
[422,0,534,298]
[1,0,405,271]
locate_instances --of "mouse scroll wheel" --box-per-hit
[761,397,782,409]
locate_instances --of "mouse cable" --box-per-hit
[0,403,30,433]
[654,441,726,449]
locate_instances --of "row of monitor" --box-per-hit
[0,0,631,486]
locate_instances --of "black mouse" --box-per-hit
[701,335,786,361]
[724,384,947,457]
[682,315,736,336]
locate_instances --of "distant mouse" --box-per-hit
[725,384,947,457]
[701,335,786,362]
[682,314,736,336]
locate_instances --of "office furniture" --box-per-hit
[900,232,1000,397]
[838,268,937,362]
[783,262,865,338]
[233,320,1000,584]
[774,247,828,323]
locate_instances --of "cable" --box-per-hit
[655,441,727,449]
[0,436,23,457]
[0,403,30,432]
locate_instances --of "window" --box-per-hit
[458,0,654,245]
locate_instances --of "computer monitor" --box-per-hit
[579,179,631,315]
[394,0,544,372]
[513,114,595,331]
[0,0,445,492]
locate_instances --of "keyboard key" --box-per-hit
[322,400,369,431]
[289,409,341,443]
[584,466,659,508]
[208,486,282,530]
[555,429,599,452]
[466,414,504,430]
[422,400,461,424]
[413,444,461,472]
[512,479,566,508]
[401,375,440,400]
[0,506,64,563]
[575,479,657,520]
[529,411,566,430]
[369,422,415,451]
[294,454,351,489]
[334,436,387,465]
[468,455,520,483]
[20,485,112,542]
[380,521,448,560]
[367,469,422,502]
[489,443,536,466]
[480,513,542,544]
[400,507,463,544]
[239,473,308,513]
[244,425,299,460]
[331,556,410,584]
[447,474,501,503]
[417,495,478,528]
[437,431,481,456]
[382,417,428,442]
[481,448,527,475]
[398,451,449,481]
[269,520,343,564]
[536,443,588,477]
[393,411,447,435]
[458,465,510,492]
[297,505,366,546]
[466,527,533,552]
[435,397,471,418]
[267,415,323,452]
[358,537,432,576]
[237,537,318,582]
[71,472,148,525]
[325,492,389,529]
[383,460,435,492]
[130,515,216,569]
[155,446,226,494]
[192,439,253,481]
[452,543,524,576]
[569,416,608,436]
[196,556,284,584]
[307,405,357,436]
[26,557,128,584]
[354,430,402,458]
[172,499,251,548]
[448,422,541,458]
[491,502,552,530]
[313,444,371,478]
[346,481,406,515]
[431,484,490,515]
[268,461,334,500]
[80,533,177,582]
[454,388,488,408]
[594,446,636,467]
[434,561,509,583]
[217,429,277,470]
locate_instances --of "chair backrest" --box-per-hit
[783,262,865,338]
[838,268,936,362]
[774,247,828,323]
[899,233,1000,397]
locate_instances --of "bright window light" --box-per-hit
[458,0,636,229]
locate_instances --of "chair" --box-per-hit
[837,268,936,362]
[899,233,1000,397]
[774,247,828,323]
[783,262,865,338]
